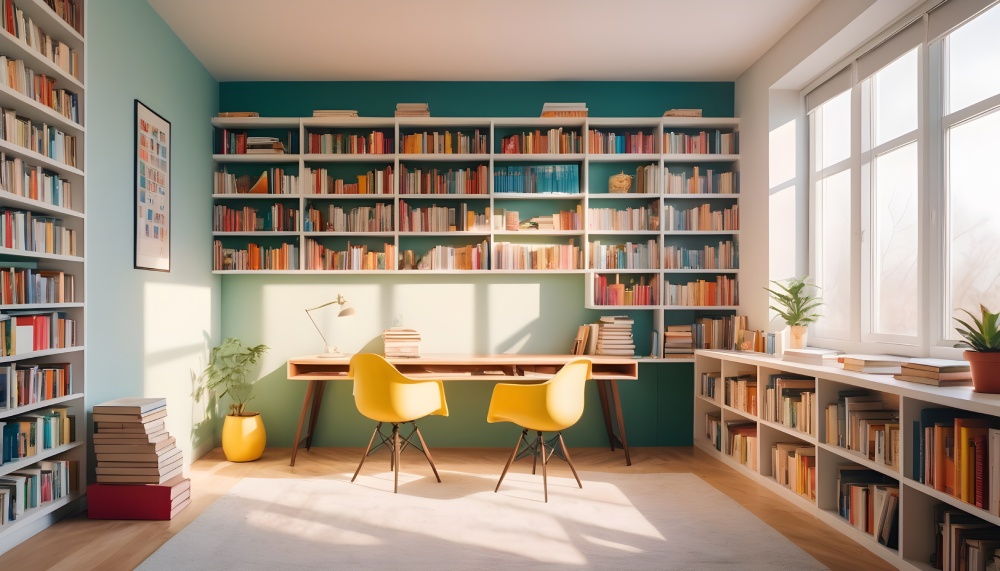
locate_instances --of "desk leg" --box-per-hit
[595,380,616,452]
[290,380,316,467]
[608,379,632,466]
[305,381,327,450]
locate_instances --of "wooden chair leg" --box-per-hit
[539,431,548,503]
[352,422,381,483]
[495,429,526,493]
[392,424,401,493]
[558,432,582,488]
[412,425,441,483]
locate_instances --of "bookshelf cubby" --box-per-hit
[695,349,1000,571]
[0,0,85,556]
[210,115,741,359]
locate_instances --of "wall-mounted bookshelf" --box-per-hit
[210,115,740,360]
[0,0,85,556]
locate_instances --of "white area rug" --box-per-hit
[137,470,827,570]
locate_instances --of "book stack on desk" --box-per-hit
[88,397,190,520]
[383,328,421,357]
[595,316,635,356]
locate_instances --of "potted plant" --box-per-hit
[766,276,824,350]
[954,304,1000,393]
[202,338,269,462]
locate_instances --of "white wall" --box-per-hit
[734,0,924,331]
[87,0,220,466]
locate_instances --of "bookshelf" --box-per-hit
[0,0,85,555]
[210,115,740,358]
[694,349,1000,571]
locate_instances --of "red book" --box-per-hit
[87,476,191,520]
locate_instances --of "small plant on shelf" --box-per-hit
[954,304,1000,393]
[765,276,823,349]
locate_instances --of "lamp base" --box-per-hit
[316,347,347,358]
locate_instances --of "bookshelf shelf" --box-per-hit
[210,114,740,359]
[0,1,86,550]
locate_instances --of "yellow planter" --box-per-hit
[222,413,266,462]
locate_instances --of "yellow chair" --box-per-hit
[486,358,592,502]
[349,353,449,493]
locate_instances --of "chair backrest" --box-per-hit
[540,358,592,429]
[349,353,448,422]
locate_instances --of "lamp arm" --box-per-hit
[305,308,332,353]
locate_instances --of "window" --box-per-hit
[806,1,1000,354]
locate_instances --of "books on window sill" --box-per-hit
[840,354,909,374]
[395,103,430,117]
[383,327,421,358]
[540,102,588,118]
[663,108,703,117]
[893,358,972,387]
[313,110,359,118]
[782,347,842,366]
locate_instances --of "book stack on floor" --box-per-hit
[840,354,909,374]
[595,316,635,356]
[540,102,588,117]
[87,397,191,520]
[383,328,421,358]
[395,103,429,117]
[894,358,972,387]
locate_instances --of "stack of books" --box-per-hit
[663,324,695,358]
[216,111,259,118]
[894,358,972,386]
[395,103,429,117]
[540,102,587,117]
[595,315,635,356]
[663,108,703,117]
[383,328,421,358]
[88,397,190,521]
[245,136,285,154]
[841,354,909,374]
[92,397,183,484]
[782,347,841,366]
[313,110,359,118]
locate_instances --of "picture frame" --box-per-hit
[134,100,171,272]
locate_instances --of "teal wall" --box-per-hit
[218,81,726,447]
[88,0,220,463]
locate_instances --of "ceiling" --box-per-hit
[148,0,821,82]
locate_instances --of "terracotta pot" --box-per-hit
[964,350,1000,394]
[788,325,809,349]
[222,412,266,462]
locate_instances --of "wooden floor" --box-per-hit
[0,446,897,571]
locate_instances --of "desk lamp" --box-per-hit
[305,294,356,358]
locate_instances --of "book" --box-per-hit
[95,463,183,485]
[663,108,703,117]
[87,475,191,520]
[92,397,166,415]
[892,373,973,387]
[904,358,972,373]
[93,436,176,454]
[782,347,842,365]
[841,354,908,374]
[92,408,168,424]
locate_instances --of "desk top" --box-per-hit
[287,354,639,381]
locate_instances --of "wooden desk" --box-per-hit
[286,354,639,467]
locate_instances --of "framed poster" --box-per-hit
[134,100,171,271]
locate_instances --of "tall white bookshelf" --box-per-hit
[210,114,740,360]
[0,0,86,555]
